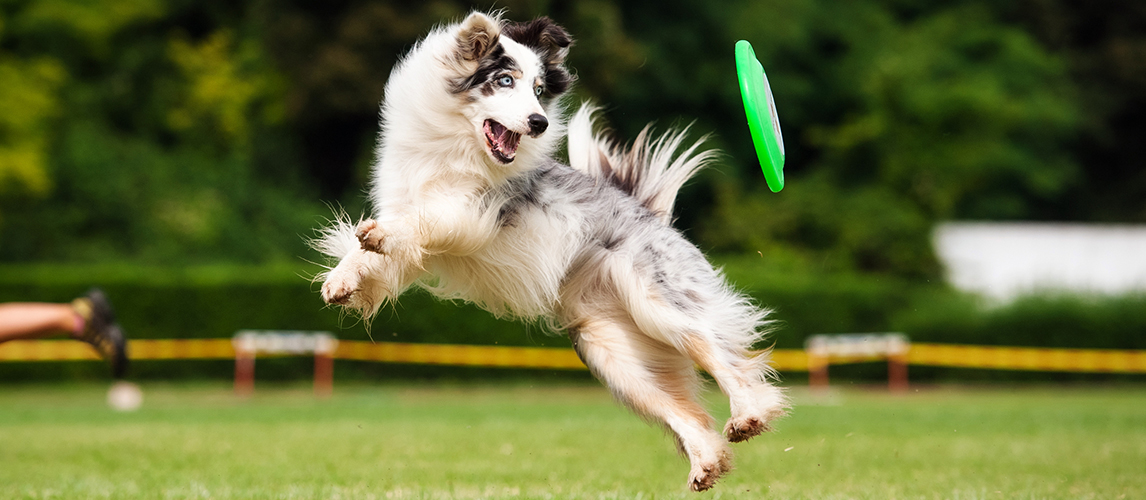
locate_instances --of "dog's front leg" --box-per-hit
[321,249,374,306]
[321,247,420,318]
[354,216,427,264]
[358,195,496,258]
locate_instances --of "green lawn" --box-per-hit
[1,382,1143,499]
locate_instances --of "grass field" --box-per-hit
[1,382,1143,499]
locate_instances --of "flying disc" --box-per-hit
[735,40,785,192]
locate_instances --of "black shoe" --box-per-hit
[71,288,128,378]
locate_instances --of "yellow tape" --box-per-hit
[2,339,1144,374]
[129,339,235,359]
[908,343,1146,373]
[768,349,808,371]
[0,340,99,361]
[0,339,238,361]
[334,341,587,369]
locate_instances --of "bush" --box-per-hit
[2,261,1143,382]
[892,291,1146,350]
[0,262,570,382]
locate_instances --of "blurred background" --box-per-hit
[1,0,1144,382]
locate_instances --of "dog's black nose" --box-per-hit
[528,113,548,136]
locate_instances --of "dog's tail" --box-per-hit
[567,103,718,225]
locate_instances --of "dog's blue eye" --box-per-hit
[497,75,513,87]
[534,85,543,97]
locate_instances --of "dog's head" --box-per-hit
[449,13,574,166]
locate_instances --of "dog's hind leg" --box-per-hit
[611,285,787,441]
[625,298,787,442]
[682,338,788,443]
[598,241,787,444]
[569,315,731,492]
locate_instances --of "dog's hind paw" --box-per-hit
[723,416,770,443]
[688,449,732,492]
[356,219,386,253]
[724,402,786,443]
[724,384,788,443]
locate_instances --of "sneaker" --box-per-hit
[71,288,128,378]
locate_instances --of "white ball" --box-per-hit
[107,381,143,411]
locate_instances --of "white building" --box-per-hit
[933,222,1146,302]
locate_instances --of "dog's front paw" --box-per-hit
[321,269,360,305]
[356,219,386,253]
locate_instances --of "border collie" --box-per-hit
[315,12,787,491]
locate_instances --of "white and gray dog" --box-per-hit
[315,12,787,491]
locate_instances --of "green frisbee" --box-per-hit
[735,40,785,192]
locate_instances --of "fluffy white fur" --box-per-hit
[316,12,788,492]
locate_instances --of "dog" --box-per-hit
[315,12,788,492]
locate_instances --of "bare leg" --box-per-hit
[570,315,732,492]
[1,292,129,378]
[0,303,81,342]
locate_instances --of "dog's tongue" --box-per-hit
[484,120,521,163]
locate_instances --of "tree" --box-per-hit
[0,0,317,262]
[604,0,1078,277]
[1007,0,1146,221]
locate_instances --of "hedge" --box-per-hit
[0,262,565,381]
[1,260,1143,382]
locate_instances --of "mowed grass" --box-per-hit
[1,382,1143,499]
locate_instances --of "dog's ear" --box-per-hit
[503,17,572,66]
[457,12,501,62]
[504,17,575,96]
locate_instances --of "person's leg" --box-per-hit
[0,290,128,378]
[70,289,129,378]
[0,303,81,342]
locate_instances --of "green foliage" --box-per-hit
[688,1,1079,277]
[12,0,164,54]
[0,0,164,199]
[0,53,63,197]
[811,6,1078,219]
[0,0,1136,274]
[165,29,286,152]
[894,291,1146,350]
[0,0,318,262]
[0,121,320,261]
[705,176,937,276]
[717,254,923,347]
[1006,0,1146,220]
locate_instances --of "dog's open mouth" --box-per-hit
[484,119,521,164]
